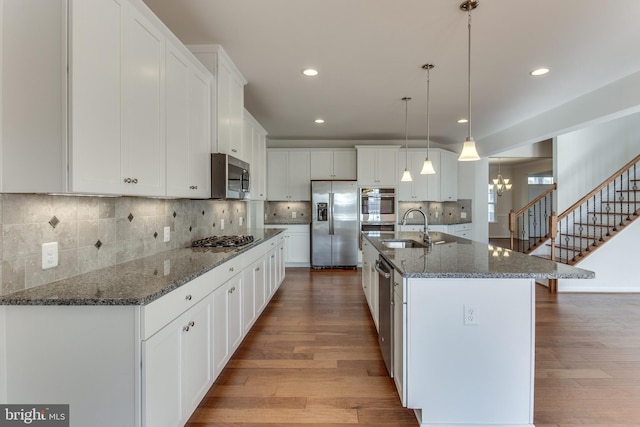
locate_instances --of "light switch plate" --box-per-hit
[163,226,170,242]
[42,242,58,270]
[221,219,225,230]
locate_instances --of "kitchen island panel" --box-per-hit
[406,278,534,426]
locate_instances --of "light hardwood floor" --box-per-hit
[186,268,640,426]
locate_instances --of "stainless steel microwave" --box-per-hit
[211,153,250,199]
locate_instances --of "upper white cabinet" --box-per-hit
[165,43,212,198]
[397,148,458,202]
[1,0,213,197]
[189,45,248,162]
[244,110,268,200]
[267,149,311,201]
[310,149,357,180]
[355,146,400,187]
[439,149,458,201]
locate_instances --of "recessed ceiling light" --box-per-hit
[314,119,325,124]
[457,118,468,124]
[530,68,550,76]
[302,68,319,77]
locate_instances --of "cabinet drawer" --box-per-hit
[453,223,471,232]
[214,254,244,286]
[242,244,264,267]
[142,271,214,339]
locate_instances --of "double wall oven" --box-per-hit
[359,187,396,248]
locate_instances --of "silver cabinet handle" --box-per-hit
[228,286,236,294]
[190,185,198,190]
[185,294,192,301]
[229,267,234,272]
[394,282,400,288]
[255,267,261,271]
[183,320,195,332]
[232,148,237,152]
[123,178,138,184]
[374,260,391,279]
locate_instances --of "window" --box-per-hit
[488,184,496,223]
[528,176,554,185]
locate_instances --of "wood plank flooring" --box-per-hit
[186,268,640,426]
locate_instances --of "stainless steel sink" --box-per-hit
[381,239,429,249]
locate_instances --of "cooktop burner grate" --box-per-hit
[191,235,254,248]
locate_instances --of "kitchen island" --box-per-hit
[0,228,285,427]
[362,231,594,427]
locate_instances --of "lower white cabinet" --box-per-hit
[213,272,243,374]
[392,270,406,406]
[361,239,379,331]
[243,256,266,333]
[142,295,213,427]
[269,224,310,266]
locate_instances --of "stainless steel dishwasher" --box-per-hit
[375,255,393,376]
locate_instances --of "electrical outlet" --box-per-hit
[464,304,479,325]
[435,211,439,218]
[292,211,297,219]
[239,216,243,226]
[42,242,59,270]
[163,226,170,242]
[461,212,467,219]
[221,219,225,230]
[408,212,414,219]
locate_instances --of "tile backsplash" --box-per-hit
[398,200,472,225]
[0,194,247,296]
[264,201,311,224]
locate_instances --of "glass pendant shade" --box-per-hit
[458,137,481,161]
[401,168,413,182]
[420,158,436,174]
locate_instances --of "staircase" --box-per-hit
[509,154,640,291]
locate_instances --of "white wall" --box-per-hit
[555,112,640,213]
[559,219,640,292]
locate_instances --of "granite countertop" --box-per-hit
[0,228,284,306]
[365,231,595,279]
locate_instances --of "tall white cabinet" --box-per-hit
[355,146,400,187]
[1,0,213,198]
[267,149,311,201]
[244,110,268,200]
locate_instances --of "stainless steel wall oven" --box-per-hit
[359,187,396,248]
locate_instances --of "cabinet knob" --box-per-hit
[123,177,138,184]
[255,267,260,272]
[228,286,236,294]
[190,185,198,190]
[229,267,234,272]
[185,294,192,301]
[183,320,195,332]
[232,149,237,152]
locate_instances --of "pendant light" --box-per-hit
[492,157,512,196]
[458,0,481,162]
[401,97,413,182]
[420,64,436,175]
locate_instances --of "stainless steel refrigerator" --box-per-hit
[311,180,359,268]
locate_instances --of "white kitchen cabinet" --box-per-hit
[142,294,212,427]
[243,255,266,333]
[165,42,212,198]
[270,224,310,266]
[213,272,243,375]
[398,149,439,201]
[190,45,248,161]
[392,270,406,406]
[244,109,268,200]
[453,223,472,238]
[1,0,67,193]
[310,149,357,180]
[355,146,400,187]
[439,149,459,201]
[362,238,379,330]
[267,149,311,201]
[2,0,211,197]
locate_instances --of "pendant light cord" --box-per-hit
[467,4,472,140]
[404,97,409,167]
[426,67,431,156]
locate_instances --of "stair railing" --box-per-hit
[508,183,557,253]
[550,154,640,265]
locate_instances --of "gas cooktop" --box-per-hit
[191,235,254,248]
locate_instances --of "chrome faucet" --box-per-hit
[401,208,432,245]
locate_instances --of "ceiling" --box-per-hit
[142,0,640,150]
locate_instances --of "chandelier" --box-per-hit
[492,158,512,196]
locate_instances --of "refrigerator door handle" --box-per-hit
[329,192,334,235]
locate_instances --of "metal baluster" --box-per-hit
[619,174,625,226]
[626,169,632,221]
[565,216,571,264]
[613,177,619,232]
[606,183,611,236]
[574,210,580,261]
[598,190,603,242]
[634,162,638,216]
[592,195,598,246]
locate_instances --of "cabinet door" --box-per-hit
[216,59,232,156]
[253,258,267,315]
[375,149,399,186]
[286,232,310,265]
[181,296,213,418]
[310,151,333,180]
[188,67,212,197]
[356,149,377,186]
[165,46,191,197]
[142,317,183,427]
[69,0,122,194]
[439,150,458,201]
[252,127,267,200]
[267,150,289,200]
[278,239,286,285]
[212,282,229,374]
[393,286,405,406]
[288,151,310,200]
[398,151,414,201]
[332,150,357,180]
[229,72,245,160]
[425,150,441,201]
[227,275,243,353]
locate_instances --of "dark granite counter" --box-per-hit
[0,228,284,306]
[364,231,595,279]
